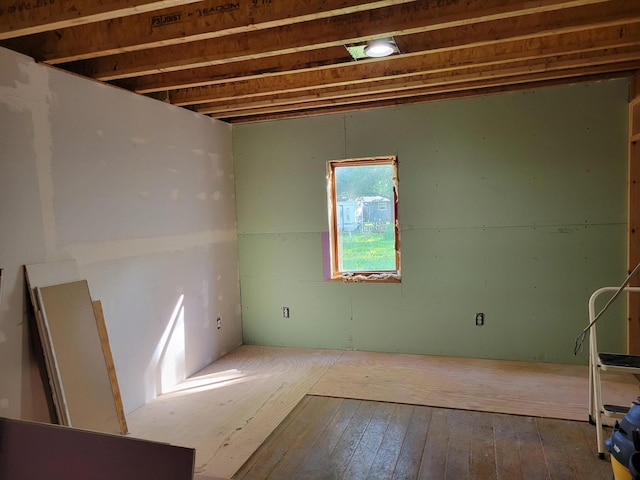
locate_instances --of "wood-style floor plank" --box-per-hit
[341,402,396,480]
[236,396,614,480]
[514,416,549,480]
[393,406,432,480]
[367,403,414,480]
[442,408,473,479]
[417,408,450,480]
[469,411,497,480]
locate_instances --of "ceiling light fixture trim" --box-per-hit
[364,38,396,58]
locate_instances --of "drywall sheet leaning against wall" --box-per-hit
[24,260,81,424]
[0,417,195,480]
[36,280,122,434]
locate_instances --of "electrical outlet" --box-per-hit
[475,312,484,326]
[283,307,290,318]
[217,317,222,329]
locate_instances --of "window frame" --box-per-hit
[326,155,401,283]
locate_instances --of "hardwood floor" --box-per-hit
[233,395,613,480]
[126,345,639,478]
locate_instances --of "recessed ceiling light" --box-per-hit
[364,39,396,58]
[345,37,400,61]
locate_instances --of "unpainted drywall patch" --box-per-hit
[168,168,178,174]
[131,137,147,145]
[196,193,207,200]
[139,191,151,198]
[192,149,205,156]
[211,191,221,201]
[170,189,179,200]
[0,331,6,343]
[97,129,104,137]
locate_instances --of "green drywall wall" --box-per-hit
[234,79,629,364]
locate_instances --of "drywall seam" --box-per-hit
[1,59,57,261]
[23,60,56,261]
[66,229,238,266]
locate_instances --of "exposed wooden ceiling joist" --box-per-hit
[168,23,640,106]
[0,0,203,39]
[1,0,639,123]
[195,47,640,118]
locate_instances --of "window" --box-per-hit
[326,156,400,282]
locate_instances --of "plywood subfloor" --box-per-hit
[127,346,343,479]
[234,395,613,480]
[126,345,640,479]
[308,350,640,422]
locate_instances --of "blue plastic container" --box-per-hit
[607,397,640,480]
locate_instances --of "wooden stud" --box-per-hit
[629,70,640,354]
[92,300,128,434]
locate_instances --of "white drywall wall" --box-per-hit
[0,46,242,419]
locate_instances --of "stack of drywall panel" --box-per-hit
[25,260,127,435]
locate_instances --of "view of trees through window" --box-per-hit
[328,157,400,277]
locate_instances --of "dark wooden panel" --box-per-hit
[234,395,614,480]
[366,403,413,479]
[469,411,497,480]
[341,402,396,479]
[394,406,432,479]
[418,408,450,479]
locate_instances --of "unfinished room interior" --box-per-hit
[3,1,640,479]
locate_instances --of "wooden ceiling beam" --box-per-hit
[224,72,631,123]
[0,0,202,40]
[195,48,640,116]
[2,0,415,63]
[220,65,635,120]
[113,46,354,94]
[168,23,640,106]
[114,0,640,94]
[62,0,609,80]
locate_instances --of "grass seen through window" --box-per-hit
[340,225,396,271]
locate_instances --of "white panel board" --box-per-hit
[24,260,80,424]
[24,260,80,290]
[36,280,121,434]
